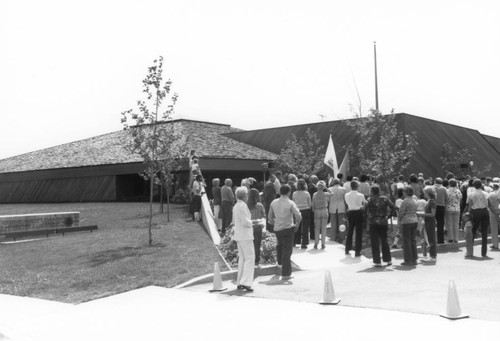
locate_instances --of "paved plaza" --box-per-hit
[1,241,499,340]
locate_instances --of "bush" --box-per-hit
[171,189,190,204]
[260,230,277,264]
[219,228,277,267]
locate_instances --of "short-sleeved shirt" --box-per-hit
[467,189,488,209]
[358,182,370,198]
[446,187,462,212]
[192,180,202,196]
[366,195,395,225]
[399,197,418,224]
[249,202,266,227]
[292,190,311,210]
[434,185,448,206]
[345,190,366,211]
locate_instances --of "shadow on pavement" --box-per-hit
[357,266,394,273]
[466,255,494,261]
[258,275,293,286]
[340,256,363,265]
[221,288,254,296]
[393,264,417,271]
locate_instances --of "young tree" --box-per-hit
[121,56,185,246]
[346,109,418,180]
[276,128,326,175]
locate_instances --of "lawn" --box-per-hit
[0,202,221,303]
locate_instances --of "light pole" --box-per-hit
[374,41,379,112]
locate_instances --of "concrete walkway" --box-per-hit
[291,239,370,270]
[185,244,500,322]
[1,286,499,341]
[1,243,500,340]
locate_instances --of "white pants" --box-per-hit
[445,210,460,242]
[236,240,255,287]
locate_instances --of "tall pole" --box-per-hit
[374,41,379,112]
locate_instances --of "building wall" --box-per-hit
[0,175,116,203]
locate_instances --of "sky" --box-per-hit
[1,0,499,160]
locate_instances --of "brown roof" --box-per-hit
[0,120,275,174]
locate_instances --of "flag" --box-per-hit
[339,150,350,176]
[323,135,339,174]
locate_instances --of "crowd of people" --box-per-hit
[194,166,500,292]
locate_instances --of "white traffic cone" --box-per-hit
[439,279,468,319]
[208,262,227,292]
[319,270,340,305]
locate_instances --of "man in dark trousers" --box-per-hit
[434,177,448,244]
[263,174,277,232]
[344,181,366,257]
[308,175,319,241]
[220,178,235,235]
[268,184,302,280]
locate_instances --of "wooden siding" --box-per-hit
[0,176,116,203]
[224,113,500,177]
[483,135,500,154]
[0,163,147,183]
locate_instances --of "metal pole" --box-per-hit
[374,41,379,112]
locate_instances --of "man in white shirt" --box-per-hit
[328,179,347,242]
[344,180,366,256]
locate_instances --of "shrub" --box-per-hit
[218,228,277,267]
[171,189,190,204]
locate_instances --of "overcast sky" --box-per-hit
[2,0,499,160]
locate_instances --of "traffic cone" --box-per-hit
[208,262,227,292]
[319,270,340,305]
[439,279,468,320]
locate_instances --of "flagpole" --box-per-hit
[374,41,379,112]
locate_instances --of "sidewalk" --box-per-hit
[1,286,498,341]
[184,243,500,322]
[1,243,499,340]
[291,239,370,270]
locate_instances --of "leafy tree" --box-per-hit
[440,143,491,178]
[276,128,326,175]
[121,56,186,246]
[346,109,418,180]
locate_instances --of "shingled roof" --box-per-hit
[224,113,500,177]
[0,119,276,174]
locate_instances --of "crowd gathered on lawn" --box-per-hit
[190,156,500,292]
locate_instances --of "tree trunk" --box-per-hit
[149,171,154,246]
[167,180,170,222]
[160,172,164,214]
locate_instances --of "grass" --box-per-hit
[0,202,221,303]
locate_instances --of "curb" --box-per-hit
[174,264,302,289]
